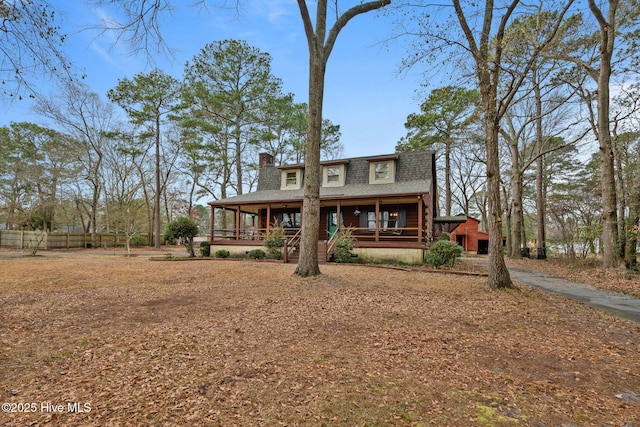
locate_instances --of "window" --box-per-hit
[281,212,300,228]
[380,211,398,229]
[375,162,389,179]
[362,209,406,231]
[322,163,346,187]
[327,167,340,182]
[280,168,302,190]
[367,210,397,230]
[368,160,395,184]
[367,211,376,229]
[286,171,297,186]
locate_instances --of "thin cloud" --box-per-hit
[247,0,297,25]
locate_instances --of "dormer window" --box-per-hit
[322,162,347,187]
[327,167,340,182]
[375,162,389,179]
[280,168,303,190]
[286,171,297,185]
[369,157,396,184]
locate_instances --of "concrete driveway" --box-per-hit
[507,265,640,323]
[471,258,640,324]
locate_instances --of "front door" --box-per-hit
[327,209,342,239]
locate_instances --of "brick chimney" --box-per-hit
[259,152,275,168]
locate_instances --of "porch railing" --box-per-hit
[325,230,339,262]
[283,229,302,263]
[210,226,424,243]
[340,227,422,242]
[211,227,300,241]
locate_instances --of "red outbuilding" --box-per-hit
[449,216,490,254]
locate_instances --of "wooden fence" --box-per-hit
[0,230,132,250]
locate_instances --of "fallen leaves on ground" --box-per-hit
[0,249,639,426]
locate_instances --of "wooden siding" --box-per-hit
[449,217,489,253]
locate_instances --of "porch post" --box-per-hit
[336,201,341,232]
[235,207,241,240]
[266,204,271,234]
[214,206,216,243]
[417,196,423,243]
[425,194,434,242]
[375,198,380,242]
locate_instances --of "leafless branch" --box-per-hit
[0,1,74,101]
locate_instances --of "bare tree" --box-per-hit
[549,0,640,267]
[103,132,146,254]
[447,0,573,288]
[36,82,115,245]
[294,0,391,277]
[450,143,486,216]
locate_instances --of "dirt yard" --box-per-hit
[1,248,639,426]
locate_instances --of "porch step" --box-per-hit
[318,241,328,264]
[286,241,327,264]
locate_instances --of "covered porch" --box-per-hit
[209,194,433,247]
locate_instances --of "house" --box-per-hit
[448,216,490,254]
[208,150,440,263]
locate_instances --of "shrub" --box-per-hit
[26,231,46,256]
[332,228,356,263]
[247,248,266,260]
[215,249,230,258]
[199,242,211,257]
[425,240,462,267]
[130,233,147,247]
[163,217,199,257]
[263,224,286,259]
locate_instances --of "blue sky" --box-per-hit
[2,1,432,159]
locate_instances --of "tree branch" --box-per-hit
[324,0,391,60]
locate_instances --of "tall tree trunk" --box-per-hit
[589,0,619,267]
[627,200,639,268]
[509,137,523,259]
[294,0,390,277]
[598,66,618,267]
[445,141,452,216]
[235,115,244,195]
[91,181,100,246]
[626,144,640,268]
[295,8,326,277]
[485,97,512,288]
[154,115,162,249]
[503,184,513,258]
[534,68,546,260]
[134,163,153,245]
[452,0,514,289]
[612,126,626,261]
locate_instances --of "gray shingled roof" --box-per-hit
[211,150,434,205]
